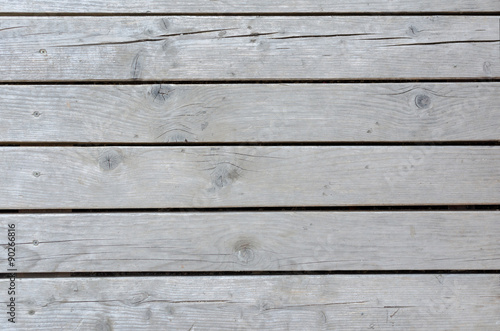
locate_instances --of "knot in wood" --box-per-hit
[95,320,113,331]
[126,292,149,306]
[483,62,492,75]
[407,25,420,36]
[98,150,122,171]
[150,84,174,103]
[415,94,431,109]
[234,240,255,265]
[212,163,240,189]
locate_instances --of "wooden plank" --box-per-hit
[1,146,499,209]
[1,0,499,13]
[2,83,500,143]
[1,275,498,329]
[1,211,499,272]
[0,16,498,81]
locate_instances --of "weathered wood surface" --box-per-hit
[1,146,499,209]
[1,275,499,330]
[2,83,500,143]
[1,212,499,272]
[1,16,498,81]
[1,0,499,13]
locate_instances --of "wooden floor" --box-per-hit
[1,1,499,330]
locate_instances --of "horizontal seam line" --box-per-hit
[1,142,500,148]
[5,270,500,279]
[0,13,499,17]
[1,79,500,85]
[1,205,499,214]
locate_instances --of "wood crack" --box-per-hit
[272,33,374,40]
[264,301,368,311]
[55,28,237,47]
[362,37,412,41]
[159,28,237,38]
[224,32,278,38]
[0,26,27,32]
[150,300,231,304]
[56,38,165,47]
[386,39,500,47]
[41,299,120,307]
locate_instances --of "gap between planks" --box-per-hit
[8,270,500,278]
[1,205,500,214]
[2,13,500,16]
[2,79,500,84]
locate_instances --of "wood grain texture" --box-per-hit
[2,83,500,143]
[1,0,499,13]
[1,211,499,272]
[0,16,498,81]
[1,275,499,330]
[1,146,499,209]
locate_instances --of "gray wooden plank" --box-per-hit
[1,211,498,272]
[1,275,498,329]
[2,83,500,143]
[0,16,498,81]
[1,0,498,13]
[1,146,499,208]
